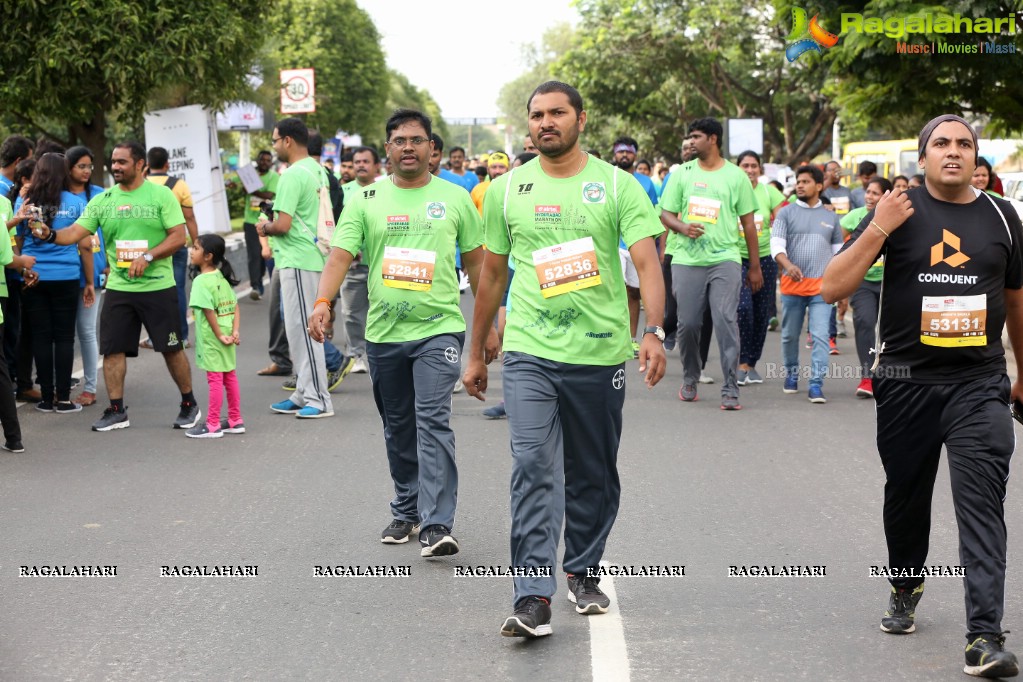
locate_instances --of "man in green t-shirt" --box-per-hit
[463,81,666,639]
[242,150,278,299]
[40,141,200,432]
[660,117,763,410]
[256,118,332,419]
[308,108,497,558]
[340,146,381,372]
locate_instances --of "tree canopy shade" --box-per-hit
[535,0,1023,164]
[268,0,389,137]
[554,0,837,164]
[0,0,272,163]
[820,0,1023,137]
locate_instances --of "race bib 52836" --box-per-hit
[532,236,601,299]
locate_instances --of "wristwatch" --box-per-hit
[643,325,665,341]
[142,252,154,263]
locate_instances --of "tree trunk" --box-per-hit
[70,110,108,188]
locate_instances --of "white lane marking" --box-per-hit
[590,560,630,682]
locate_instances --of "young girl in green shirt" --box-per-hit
[186,235,243,438]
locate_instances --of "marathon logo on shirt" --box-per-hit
[535,205,562,224]
[386,215,412,235]
[582,182,606,204]
[426,202,446,220]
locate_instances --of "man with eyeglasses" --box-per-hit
[143,147,200,351]
[256,117,333,419]
[308,108,496,556]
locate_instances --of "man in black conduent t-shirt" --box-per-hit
[823,114,1023,679]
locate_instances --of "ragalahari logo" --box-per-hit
[786,8,840,62]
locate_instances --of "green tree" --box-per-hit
[386,71,449,146]
[497,24,575,136]
[0,1,272,164]
[268,0,389,137]
[554,0,837,164]
[818,0,1023,137]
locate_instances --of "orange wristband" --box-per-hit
[314,297,332,310]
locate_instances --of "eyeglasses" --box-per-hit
[75,164,94,171]
[271,137,283,145]
[389,137,429,147]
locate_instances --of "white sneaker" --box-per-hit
[452,381,464,394]
[699,372,715,384]
[351,355,369,374]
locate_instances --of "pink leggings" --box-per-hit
[206,370,242,430]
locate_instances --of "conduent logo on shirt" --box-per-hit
[930,229,970,268]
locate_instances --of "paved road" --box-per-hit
[2,290,1022,681]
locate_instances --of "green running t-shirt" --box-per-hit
[189,270,237,372]
[661,161,757,266]
[76,181,184,293]
[272,157,327,272]
[243,169,280,224]
[333,176,483,343]
[484,156,663,365]
[739,182,786,260]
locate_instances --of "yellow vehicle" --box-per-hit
[842,138,1023,186]
[841,139,917,184]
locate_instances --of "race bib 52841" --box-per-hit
[381,245,435,291]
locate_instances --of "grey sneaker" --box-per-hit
[92,407,129,432]
[186,423,222,439]
[679,384,697,402]
[567,574,610,614]
[746,367,764,384]
[173,403,201,429]
[482,402,507,419]
[282,376,297,391]
[720,396,741,411]
[736,369,749,386]
[219,419,246,434]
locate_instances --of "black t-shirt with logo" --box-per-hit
[842,186,1023,384]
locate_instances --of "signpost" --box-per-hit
[280,68,316,114]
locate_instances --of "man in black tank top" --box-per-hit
[823,114,1023,679]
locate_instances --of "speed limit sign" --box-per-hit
[280,68,316,114]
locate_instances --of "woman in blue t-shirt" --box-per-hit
[15,153,92,413]
[65,146,106,407]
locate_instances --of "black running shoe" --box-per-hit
[380,519,420,544]
[501,596,553,638]
[2,441,24,453]
[420,525,459,557]
[173,402,201,429]
[880,583,924,634]
[964,632,1020,678]
[567,573,611,614]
